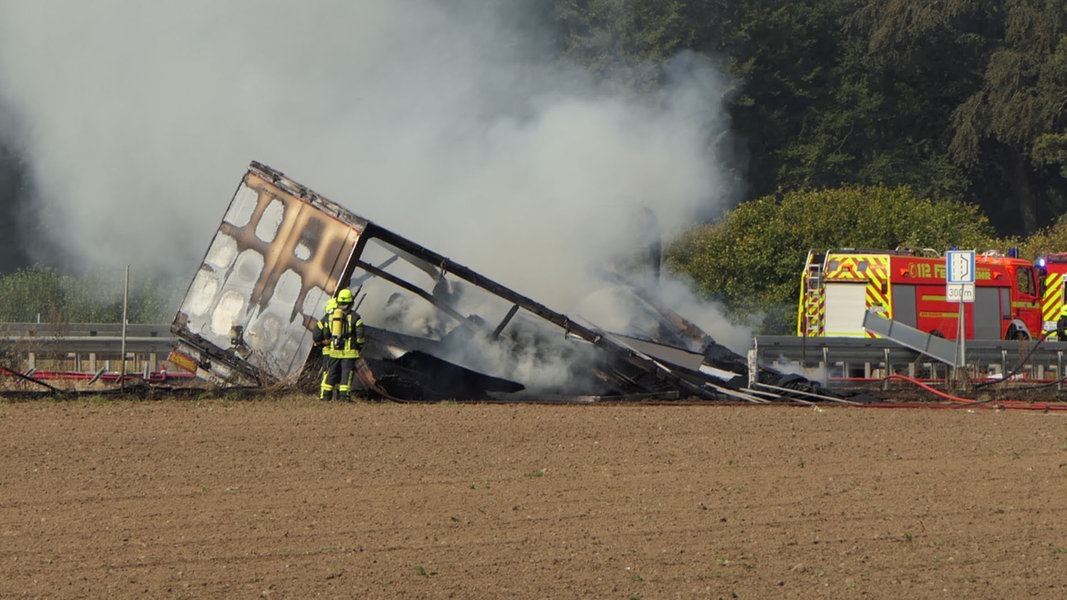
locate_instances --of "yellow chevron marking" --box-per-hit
[1042,273,1064,321]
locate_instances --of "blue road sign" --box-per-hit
[946,250,976,284]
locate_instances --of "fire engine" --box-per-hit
[798,248,1042,340]
[1035,253,1067,337]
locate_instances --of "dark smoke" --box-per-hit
[0,103,34,273]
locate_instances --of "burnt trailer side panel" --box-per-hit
[171,164,366,386]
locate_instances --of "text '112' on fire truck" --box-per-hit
[797,248,1042,341]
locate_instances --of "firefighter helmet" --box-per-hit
[337,288,354,304]
[325,298,338,313]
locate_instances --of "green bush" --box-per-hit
[665,186,1000,334]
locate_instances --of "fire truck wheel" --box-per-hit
[930,330,945,338]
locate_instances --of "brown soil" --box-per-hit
[1,398,1066,599]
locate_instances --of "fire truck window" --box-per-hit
[1016,267,1035,296]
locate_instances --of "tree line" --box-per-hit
[0,267,180,324]
[550,0,1067,237]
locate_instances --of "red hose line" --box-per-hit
[878,373,1067,411]
[883,373,977,403]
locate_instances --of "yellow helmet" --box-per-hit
[325,298,338,313]
[337,288,354,304]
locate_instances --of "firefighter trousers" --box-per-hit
[336,357,356,401]
[319,355,340,400]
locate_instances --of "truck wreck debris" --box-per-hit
[170,162,836,403]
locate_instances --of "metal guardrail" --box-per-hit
[0,322,172,337]
[861,309,960,365]
[754,335,1067,384]
[0,323,178,373]
[6,321,1065,389]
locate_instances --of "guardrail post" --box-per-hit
[747,349,757,388]
[1059,351,1064,392]
[883,348,890,391]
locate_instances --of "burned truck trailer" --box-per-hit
[170,162,834,403]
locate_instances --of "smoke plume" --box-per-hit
[0,1,743,346]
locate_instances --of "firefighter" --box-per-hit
[329,288,365,402]
[316,297,339,400]
[1057,305,1067,342]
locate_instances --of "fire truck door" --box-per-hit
[972,287,1003,339]
[824,282,867,336]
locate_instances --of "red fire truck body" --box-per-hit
[798,248,1042,340]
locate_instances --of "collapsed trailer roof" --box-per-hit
[171,161,836,403]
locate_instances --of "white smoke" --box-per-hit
[0,1,742,344]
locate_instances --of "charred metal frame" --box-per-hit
[170,161,835,403]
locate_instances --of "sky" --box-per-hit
[0,1,747,347]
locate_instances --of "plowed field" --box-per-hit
[2,398,1066,599]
